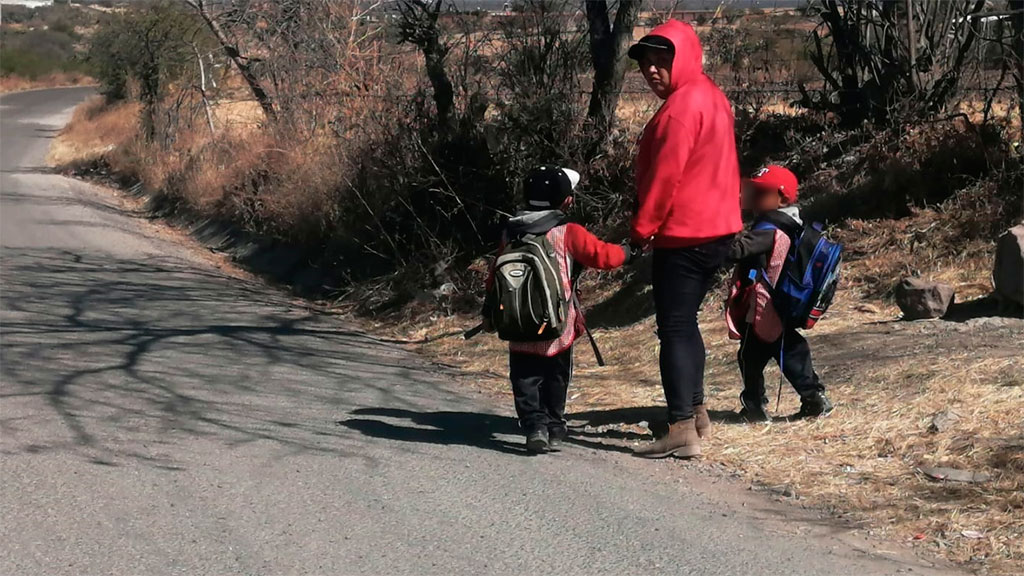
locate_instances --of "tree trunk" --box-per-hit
[586,0,641,136]
[1010,0,1024,128]
[185,1,276,122]
[422,32,454,128]
[193,43,216,134]
[397,0,455,130]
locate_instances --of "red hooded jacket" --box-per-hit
[631,20,742,248]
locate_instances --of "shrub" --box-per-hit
[0,27,85,79]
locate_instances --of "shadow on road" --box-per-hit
[339,405,763,456]
[338,407,528,456]
[0,247,455,468]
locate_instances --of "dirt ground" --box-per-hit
[385,265,1024,575]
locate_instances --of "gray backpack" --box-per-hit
[488,231,568,342]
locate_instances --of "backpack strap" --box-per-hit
[561,228,602,365]
[757,211,803,239]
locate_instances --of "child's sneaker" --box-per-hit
[796,392,833,419]
[526,428,550,453]
[739,395,771,423]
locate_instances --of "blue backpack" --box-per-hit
[753,219,843,329]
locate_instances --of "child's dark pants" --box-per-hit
[509,348,572,435]
[738,325,824,405]
[652,237,732,423]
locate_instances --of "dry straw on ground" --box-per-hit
[398,253,1023,575]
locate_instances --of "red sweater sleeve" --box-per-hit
[564,223,627,270]
[631,115,696,243]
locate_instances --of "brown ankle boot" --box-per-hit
[633,418,701,459]
[694,404,711,440]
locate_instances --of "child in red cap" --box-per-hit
[725,165,833,421]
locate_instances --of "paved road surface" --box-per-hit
[0,88,961,575]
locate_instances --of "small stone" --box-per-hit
[929,409,960,433]
[919,466,992,483]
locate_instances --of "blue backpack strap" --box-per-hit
[752,220,778,232]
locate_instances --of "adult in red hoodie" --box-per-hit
[629,21,742,459]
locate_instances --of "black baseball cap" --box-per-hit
[627,35,674,60]
[523,165,581,210]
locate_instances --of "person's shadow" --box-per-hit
[340,404,763,457]
[338,408,531,456]
[338,407,683,456]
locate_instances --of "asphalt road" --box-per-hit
[0,88,962,576]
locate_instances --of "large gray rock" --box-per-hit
[993,224,1024,308]
[895,278,955,320]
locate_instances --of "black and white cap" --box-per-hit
[627,35,674,60]
[523,165,581,209]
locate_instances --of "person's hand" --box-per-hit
[627,242,647,262]
[621,242,640,264]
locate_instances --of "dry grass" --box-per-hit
[46,96,139,168]
[394,247,1024,575]
[211,99,265,130]
[50,94,352,246]
[0,72,94,94]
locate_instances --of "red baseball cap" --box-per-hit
[748,165,799,203]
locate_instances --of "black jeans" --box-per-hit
[509,348,572,434]
[652,237,732,423]
[738,324,824,406]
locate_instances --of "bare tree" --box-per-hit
[182,0,277,121]
[802,0,989,124]
[1010,0,1024,125]
[397,0,456,128]
[585,0,642,135]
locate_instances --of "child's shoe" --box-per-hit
[739,395,771,423]
[796,392,833,419]
[526,428,550,453]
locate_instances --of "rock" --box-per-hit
[768,484,797,498]
[929,409,960,433]
[993,225,1024,309]
[918,466,992,483]
[895,278,955,320]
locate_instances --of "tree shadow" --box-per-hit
[1,166,60,176]
[0,247,461,469]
